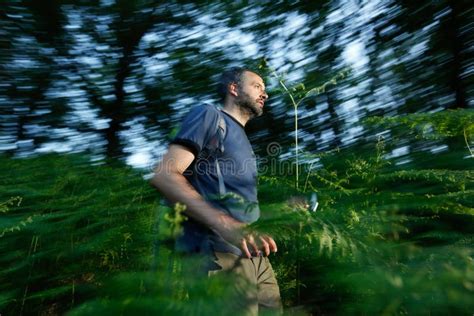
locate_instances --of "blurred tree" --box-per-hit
[366,0,473,114]
[7,0,472,164]
[0,2,68,154]
[61,1,199,159]
[2,0,339,161]
[366,0,473,158]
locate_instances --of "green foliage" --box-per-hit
[1,132,473,315]
[0,154,158,314]
[0,155,260,315]
[254,122,474,314]
[365,109,474,139]
[0,196,36,238]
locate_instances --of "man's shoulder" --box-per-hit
[170,103,225,156]
[184,103,225,130]
[187,103,222,118]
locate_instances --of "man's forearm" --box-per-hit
[150,170,242,234]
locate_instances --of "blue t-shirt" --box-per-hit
[170,104,259,255]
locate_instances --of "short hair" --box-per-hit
[217,67,258,101]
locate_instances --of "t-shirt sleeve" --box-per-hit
[170,105,219,157]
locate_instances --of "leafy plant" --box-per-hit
[260,58,351,190]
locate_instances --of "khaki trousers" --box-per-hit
[208,252,282,316]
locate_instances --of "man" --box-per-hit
[151,67,281,314]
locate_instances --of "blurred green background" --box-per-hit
[1,0,473,315]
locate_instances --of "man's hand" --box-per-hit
[213,215,278,258]
[242,233,278,258]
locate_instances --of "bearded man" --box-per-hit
[151,67,281,315]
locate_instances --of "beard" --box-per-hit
[236,91,263,118]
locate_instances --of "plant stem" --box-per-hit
[294,105,299,190]
[303,161,315,193]
[269,65,350,190]
[296,222,303,305]
[274,75,299,190]
[464,128,474,158]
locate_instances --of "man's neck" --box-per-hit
[222,103,251,127]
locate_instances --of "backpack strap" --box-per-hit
[215,110,226,196]
[197,105,227,197]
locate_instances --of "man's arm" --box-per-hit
[150,144,277,257]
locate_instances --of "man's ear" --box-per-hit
[228,82,239,97]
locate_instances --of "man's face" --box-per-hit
[235,71,268,118]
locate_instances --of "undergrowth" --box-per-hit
[1,111,473,316]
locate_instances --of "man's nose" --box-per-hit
[261,91,269,100]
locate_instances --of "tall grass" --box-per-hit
[1,115,473,316]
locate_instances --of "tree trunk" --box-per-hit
[104,52,132,160]
[446,0,468,109]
